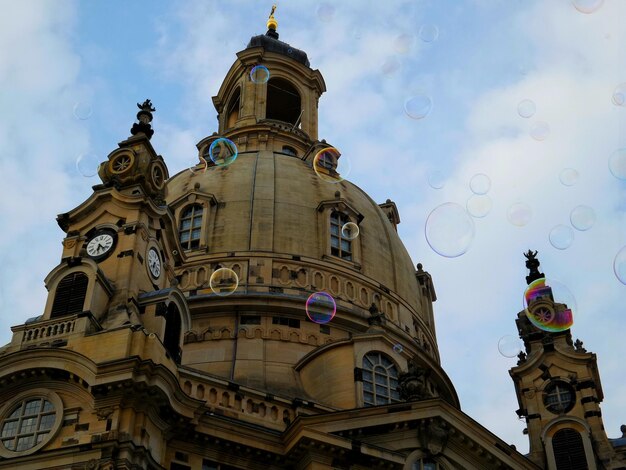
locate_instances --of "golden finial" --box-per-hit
[267,4,278,31]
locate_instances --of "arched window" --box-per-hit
[412,459,439,470]
[163,304,182,364]
[362,352,400,406]
[50,272,88,318]
[266,78,301,125]
[330,212,352,260]
[552,428,589,470]
[179,204,203,250]
[226,87,241,129]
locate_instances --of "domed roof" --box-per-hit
[166,149,424,319]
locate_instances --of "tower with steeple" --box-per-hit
[510,251,621,469]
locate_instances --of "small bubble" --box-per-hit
[313,147,351,183]
[73,101,93,120]
[497,335,523,358]
[404,95,432,120]
[306,292,336,324]
[608,148,626,180]
[466,195,492,218]
[517,99,536,118]
[549,225,574,250]
[392,344,404,354]
[507,203,532,227]
[209,138,238,167]
[380,56,401,75]
[427,170,445,189]
[571,0,604,14]
[559,168,579,186]
[250,65,270,84]
[530,121,550,141]
[469,173,491,195]
[393,33,414,54]
[570,205,596,231]
[209,268,239,296]
[341,222,359,240]
[425,202,475,258]
[613,246,626,285]
[612,83,626,106]
[76,153,101,177]
[316,3,335,22]
[418,24,439,43]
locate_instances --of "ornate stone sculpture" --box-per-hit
[398,359,435,401]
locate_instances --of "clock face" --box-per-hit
[147,248,161,279]
[86,232,115,260]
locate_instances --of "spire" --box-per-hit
[266,4,278,39]
[131,99,156,139]
[523,249,545,285]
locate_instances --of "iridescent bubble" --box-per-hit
[614,246,626,285]
[469,173,491,195]
[612,83,626,106]
[559,168,579,186]
[209,138,238,167]
[497,335,523,358]
[313,147,351,183]
[404,95,432,120]
[76,153,101,177]
[381,56,401,75]
[466,195,492,218]
[393,33,414,54]
[419,24,439,43]
[571,0,604,14]
[530,121,550,141]
[392,344,404,354]
[427,170,445,189]
[549,224,574,250]
[341,222,359,240]
[523,278,576,332]
[316,3,335,22]
[250,65,270,84]
[570,205,596,231]
[73,101,93,120]
[425,202,475,258]
[608,148,626,180]
[306,292,336,324]
[209,268,239,296]
[507,203,532,227]
[517,99,536,118]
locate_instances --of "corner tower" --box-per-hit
[510,251,618,469]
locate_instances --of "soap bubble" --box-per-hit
[306,292,336,324]
[313,147,351,183]
[427,170,445,189]
[209,268,239,296]
[469,173,491,195]
[614,246,626,285]
[572,0,604,14]
[530,121,550,141]
[524,278,576,332]
[316,3,335,22]
[250,65,270,84]
[466,195,492,218]
[404,95,432,120]
[392,344,404,354]
[76,153,101,177]
[612,83,626,106]
[549,225,574,250]
[507,203,532,227]
[419,24,439,43]
[73,101,93,120]
[209,138,238,167]
[517,99,536,118]
[498,335,523,358]
[570,205,596,231]
[608,149,626,180]
[559,168,579,186]
[425,203,475,258]
[393,33,414,54]
[341,222,359,240]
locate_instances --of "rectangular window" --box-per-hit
[320,324,330,334]
[241,316,261,325]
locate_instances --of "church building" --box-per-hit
[0,10,624,470]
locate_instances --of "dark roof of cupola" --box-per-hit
[246,31,310,67]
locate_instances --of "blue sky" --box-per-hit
[0,0,624,453]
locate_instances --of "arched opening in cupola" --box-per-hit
[266,78,301,125]
[226,87,241,129]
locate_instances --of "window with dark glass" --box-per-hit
[412,459,439,470]
[544,381,575,414]
[50,272,88,318]
[1,398,56,452]
[362,352,400,406]
[272,317,300,328]
[163,304,182,364]
[266,78,301,125]
[179,204,203,250]
[330,211,352,261]
[552,428,589,470]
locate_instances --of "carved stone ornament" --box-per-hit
[398,359,436,401]
[63,238,77,249]
[367,303,385,326]
[418,419,450,456]
[95,407,114,420]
